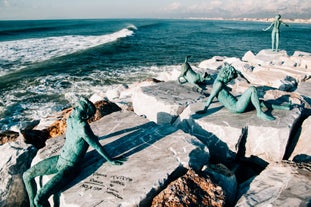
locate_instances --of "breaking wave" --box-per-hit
[0,26,136,76]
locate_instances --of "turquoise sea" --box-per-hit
[0,19,310,131]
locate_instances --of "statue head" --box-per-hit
[72,97,96,120]
[275,14,281,20]
[217,63,237,83]
[185,55,191,63]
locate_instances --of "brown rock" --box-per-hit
[0,130,19,145]
[88,100,121,122]
[21,129,49,149]
[151,169,225,207]
[45,107,72,138]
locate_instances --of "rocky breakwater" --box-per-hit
[0,49,310,206]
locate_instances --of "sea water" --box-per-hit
[0,19,310,131]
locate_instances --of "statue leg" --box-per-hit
[276,32,280,52]
[23,156,58,207]
[236,86,275,120]
[34,165,78,207]
[271,31,275,51]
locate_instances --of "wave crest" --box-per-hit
[0,26,135,76]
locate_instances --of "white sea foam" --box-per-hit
[0,27,135,76]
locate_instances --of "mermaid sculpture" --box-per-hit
[196,63,290,121]
[23,97,124,207]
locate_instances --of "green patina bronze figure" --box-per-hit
[178,55,211,93]
[263,14,289,52]
[196,63,277,121]
[23,97,124,207]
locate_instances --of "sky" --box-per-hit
[0,0,310,20]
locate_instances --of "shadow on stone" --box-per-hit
[283,108,311,160]
[62,121,177,192]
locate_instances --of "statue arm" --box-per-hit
[263,22,273,31]
[204,80,223,110]
[178,65,188,83]
[237,71,250,83]
[281,21,289,27]
[82,125,123,165]
[196,80,223,114]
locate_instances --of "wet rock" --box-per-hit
[0,130,19,145]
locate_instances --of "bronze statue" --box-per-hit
[178,55,211,93]
[196,63,276,121]
[23,97,124,207]
[263,14,289,52]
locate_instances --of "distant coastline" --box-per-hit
[188,17,311,24]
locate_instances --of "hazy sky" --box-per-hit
[0,0,310,20]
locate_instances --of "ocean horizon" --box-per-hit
[0,18,310,131]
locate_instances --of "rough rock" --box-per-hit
[88,100,121,122]
[31,111,209,207]
[132,81,206,125]
[173,98,302,163]
[202,164,237,207]
[0,137,37,207]
[236,161,311,207]
[151,169,225,207]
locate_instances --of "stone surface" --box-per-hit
[236,161,311,207]
[198,56,225,70]
[132,81,206,125]
[174,98,302,163]
[289,116,311,160]
[151,169,225,207]
[32,111,209,207]
[296,81,311,107]
[0,137,37,207]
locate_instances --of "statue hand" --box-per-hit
[109,157,127,166]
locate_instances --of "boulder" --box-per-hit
[289,116,311,160]
[132,81,206,125]
[291,51,311,69]
[0,137,37,207]
[173,98,302,163]
[198,56,225,70]
[31,111,209,207]
[255,49,288,66]
[296,81,311,107]
[236,161,311,207]
[151,169,225,207]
